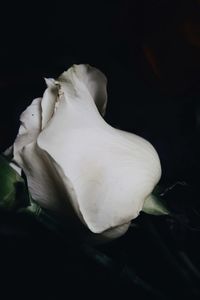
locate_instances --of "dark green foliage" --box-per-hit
[0,155,30,211]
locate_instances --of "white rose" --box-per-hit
[12,64,161,241]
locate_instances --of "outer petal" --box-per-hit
[92,222,131,242]
[58,64,107,115]
[13,97,42,163]
[37,72,161,234]
[16,141,84,226]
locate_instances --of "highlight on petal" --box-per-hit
[58,64,108,115]
[13,98,42,163]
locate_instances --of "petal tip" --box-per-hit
[44,78,56,88]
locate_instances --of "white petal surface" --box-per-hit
[16,141,83,225]
[13,98,42,164]
[41,78,59,129]
[37,65,161,234]
[58,64,107,115]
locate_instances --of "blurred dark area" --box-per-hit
[1,0,200,299]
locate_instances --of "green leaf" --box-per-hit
[0,155,30,211]
[142,194,170,216]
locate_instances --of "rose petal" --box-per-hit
[13,98,42,163]
[17,141,84,225]
[41,78,59,129]
[37,76,161,234]
[96,222,131,241]
[58,64,107,115]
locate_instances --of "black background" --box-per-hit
[1,1,200,299]
[1,0,200,183]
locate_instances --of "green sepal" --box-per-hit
[142,194,170,216]
[0,155,30,211]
